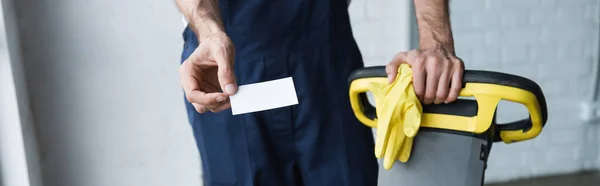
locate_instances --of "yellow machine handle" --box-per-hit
[348,66,548,143]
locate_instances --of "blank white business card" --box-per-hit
[229,77,299,115]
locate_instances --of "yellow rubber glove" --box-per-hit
[370,64,423,170]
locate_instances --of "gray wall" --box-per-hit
[14,0,201,186]
[0,0,42,185]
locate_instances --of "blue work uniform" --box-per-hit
[180,0,378,185]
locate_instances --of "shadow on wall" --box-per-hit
[12,0,202,186]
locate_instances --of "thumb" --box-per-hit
[386,52,408,83]
[215,51,237,95]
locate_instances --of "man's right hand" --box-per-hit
[179,33,237,113]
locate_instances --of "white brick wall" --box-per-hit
[451,0,600,183]
[350,0,600,184]
[349,0,412,67]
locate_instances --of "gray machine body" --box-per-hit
[377,130,491,186]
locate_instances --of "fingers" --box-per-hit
[180,62,205,104]
[182,34,237,114]
[423,59,440,104]
[188,93,230,114]
[386,52,408,83]
[180,61,231,114]
[194,35,238,95]
[213,41,238,95]
[392,49,464,104]
[192,99,230,114]
[386,64,400,84]
[387,51,427,101]
[403,51,427,101]
[187,92,228,106]
[434,64,451,104]
[192,103,208,114]
[186,88,229,111]
[446,58,464,103]
[208,101,231,113]
[181,63,228,106]
[411,60,426,101]
[217,62,237,95]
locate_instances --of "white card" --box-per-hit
[229,77,299,115]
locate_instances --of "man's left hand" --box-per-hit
[386,48,465,105]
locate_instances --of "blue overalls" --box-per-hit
[180,0,378,185]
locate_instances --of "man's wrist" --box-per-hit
[413,0,455,54]
[419,36,455,54]
[417,21,455,53]
[191,16,226,41]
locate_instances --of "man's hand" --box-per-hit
[386,48,464,105]
[180,33,237,113]
[176,0,237,113]
[386,0,463,105]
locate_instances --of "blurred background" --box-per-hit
[1,0,599,186]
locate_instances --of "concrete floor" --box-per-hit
[486,171,600,186]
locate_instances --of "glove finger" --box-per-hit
[389,129,405,167]
[403,102,422,137]
[398,137,414,162]
[389,103,406,164]
[375,103,395,158]
[374,121,388,158]
[383,122,398,170]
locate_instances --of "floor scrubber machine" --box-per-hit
[348,66,548,186]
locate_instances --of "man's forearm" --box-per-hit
[413,0,454,53]
[175,0,225,40]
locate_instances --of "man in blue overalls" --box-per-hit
[176,0,463,185]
